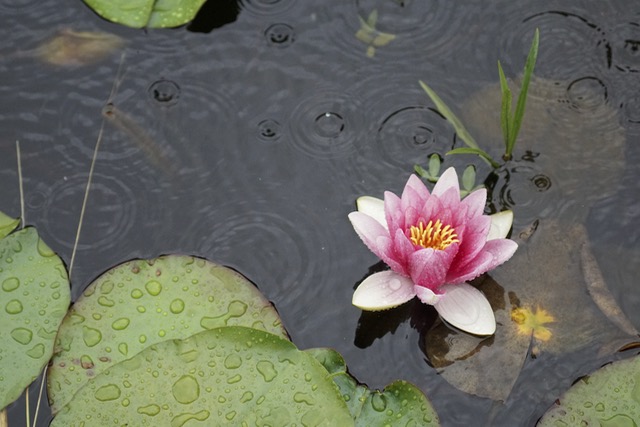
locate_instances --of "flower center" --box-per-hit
[409,219,459,250]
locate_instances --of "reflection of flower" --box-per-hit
[511,306,555,341]
[349,167,517,335]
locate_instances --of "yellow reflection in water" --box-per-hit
[511,306,555,342]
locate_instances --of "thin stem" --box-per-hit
[68,121,105,277]
[0,409,6,427]
[32,367,47,427]
[68,52,126,278]
[25,388,30,427]
[16,140,25,228]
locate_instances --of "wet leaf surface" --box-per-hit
[51,326,353,426]
[307,348,440,426]
[82,0,207,28]
[0,226,70,410]
[47,255,286,413]
[0,211,19,239]
[538,355,640,426]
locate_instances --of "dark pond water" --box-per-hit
[1,0,640,425]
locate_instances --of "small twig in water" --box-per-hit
[68,52,126,278]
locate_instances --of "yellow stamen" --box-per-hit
[409,219,459,250]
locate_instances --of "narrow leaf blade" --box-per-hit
[419,80,480,150]
[509,28,539,156]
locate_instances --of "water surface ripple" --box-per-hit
[1,1,640,426]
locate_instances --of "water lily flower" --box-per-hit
[348,167,518,335]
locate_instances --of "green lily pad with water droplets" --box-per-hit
[0,211,20,239]
[0,227,70,410]
[82,0,207,29]
[538,355,640,426]
[306,348,440,426]
[51,326,353,426]
[48,255,287,414]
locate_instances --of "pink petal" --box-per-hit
[447,238,518,283]
[408,247,455,290]
[352,271,416,311]
[450,215,491,268]
[350,212,406,273]
[348,211,389,253]
[461,188,487,220]
[392,228,416,266]
[419,193,444,224]
[368,236,405,274]
[384,191,404,231]
[435,186,463,216]
[400,184,424,212]
[432,167,460,199]
[434,283,496,335]
[404,174,431,201]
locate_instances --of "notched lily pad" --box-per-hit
[0,226,70,410]
[82,0,207,28]
[48,255,287,413]
[538,355,640,426]
[307,348,440,426]
[0,211,20,239]
[51,327,353,426]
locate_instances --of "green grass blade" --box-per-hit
[508,28,539,157]
[419,80,480,150]
[497,61,512,151]
[446,147,501,169]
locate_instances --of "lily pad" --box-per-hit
[307,348,440,426]
[0,211,19,239]
[538,355,640,426]
[51,326,353,426]
[0,227,70,410]
[48,255,286,413]
[82,0,207,28]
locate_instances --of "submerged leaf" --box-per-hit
[356,11,396,58]
[48,255,286,413]
[460,76,626,223]
[82,0,207,29]
[581,241,639,337]
[538,355,640,425]
[51,327,353,426]
[34,28,125,66]
[0,227,70,410]
[424,276,529,402]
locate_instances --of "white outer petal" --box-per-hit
[487,210,514,241]
[433,283,496,335]
[415,286,441,305]
[352,271,416,311]
[355,196,386,230]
